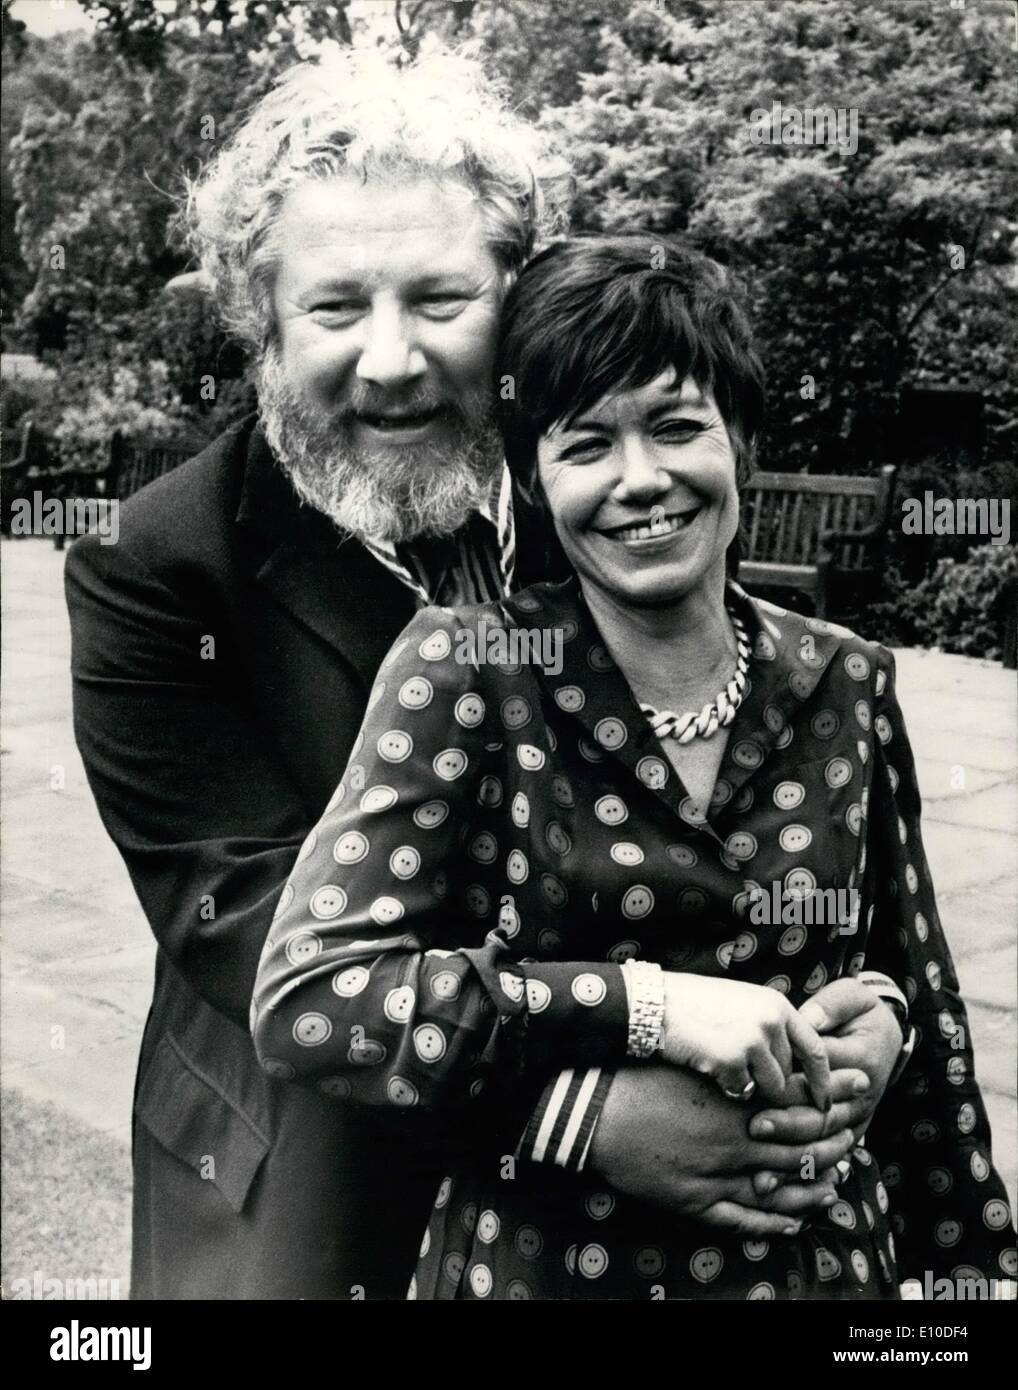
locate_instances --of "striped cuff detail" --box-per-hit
[517,1067,615,1172]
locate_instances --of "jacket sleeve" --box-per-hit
[861,646,1015,1283]
[251,606,629,1114]
[65,532,310,1029]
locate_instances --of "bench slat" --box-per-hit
[741,466,897,617]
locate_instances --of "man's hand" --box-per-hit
[748,979,903,1152]
[587,1064,855,1237]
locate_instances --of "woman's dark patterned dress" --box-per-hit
[253,578,1016,1299]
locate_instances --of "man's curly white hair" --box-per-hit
[185,47,564,355]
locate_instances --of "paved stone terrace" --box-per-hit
[2,536,1015,1287]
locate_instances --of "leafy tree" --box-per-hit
[6,0,1016,485]
[534,0,1018,472]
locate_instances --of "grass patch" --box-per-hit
[2,1087,131,1298]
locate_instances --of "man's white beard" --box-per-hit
[258,347,503,545]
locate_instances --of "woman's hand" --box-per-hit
[748,979,904,1149]
[588,1065,854,1236]
[660,973,832,1110]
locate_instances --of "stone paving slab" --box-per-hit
[2,538,1015,1239]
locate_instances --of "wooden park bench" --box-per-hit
[2,424,192,546]
[104,430,192,500]
[738,465,897,618]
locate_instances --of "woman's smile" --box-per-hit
[536,369,740,611]
[597,503,704,547]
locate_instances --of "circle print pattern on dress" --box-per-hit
[763,703,785,733]
[468,831,498,864]
[418,630,452,661]
[579,1244,609,1278]
[477,775,502,808]
[779,824,812,853]
[595,795,628,826]
[309,887,347,920]
[413,799,449,829]
[634,1247,666,1278]
[690,1248,723,1284]
[361,785,398,813]
[595,718,627,750]
[383,985,415,1023]
[454,693,485,728]
[506,849,529,884]
[261,1058,295,1080]
[622,885,655,919]
[825,757,852,788]
[732,741,763,769]
[377,730,413,763]
[398,676,433,709]
[434,749,468,781]
[370,895,404,926]
[501,696,532,730]
[293,1012,331,1046]
[773,781,805,810]
[571,973,607,1005]
[499,971,525,1003]
[545,822,572,856]
[334,830,370,864]
[285,930,322,964]
[515,1225,543,1259]
[636,757,669,789]
[554,685,585,712]
[413,1024,447,1063]
[526,979,551,1012]
[389,846,421,880]
[463,884,490,917]
[778,925,806,955]
[430,970,460,1000]
[725,832,758,862]
[333,965,370,997]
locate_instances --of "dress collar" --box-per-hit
[501,577,847,830]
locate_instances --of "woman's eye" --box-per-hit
[417,295,467,319]
[559,438,609,463]
[655,418,706,441]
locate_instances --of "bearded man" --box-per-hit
[66,48,905,1301]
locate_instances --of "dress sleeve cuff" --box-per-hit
[516,1067,615,1172]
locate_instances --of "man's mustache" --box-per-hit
[333,390,458,423]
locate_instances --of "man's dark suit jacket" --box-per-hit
[65,417,561,1300]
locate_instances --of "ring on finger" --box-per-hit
[722,1080,757,1102]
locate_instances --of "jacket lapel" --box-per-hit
[235,426,417,692]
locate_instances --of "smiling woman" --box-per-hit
[250,232,1015,1299]
[497,237,765,517]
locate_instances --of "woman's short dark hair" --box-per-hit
[496,234,766,506]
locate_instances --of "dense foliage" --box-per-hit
[2,0,1015,648]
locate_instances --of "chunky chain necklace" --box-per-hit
[640,611,751,744]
